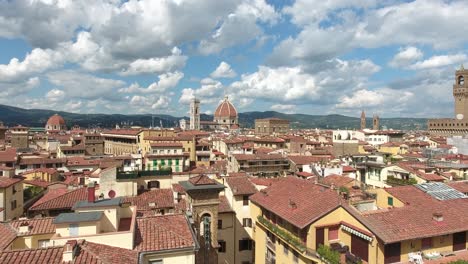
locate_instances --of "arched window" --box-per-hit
[458,76,465,85]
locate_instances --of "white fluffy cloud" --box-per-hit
[210,61,237,78]
[336,88,414,109]
[47,70,126,100]
[409,54,467,70]
[119,72,184,94]
[389,47,423,68]
[271,104,296,114]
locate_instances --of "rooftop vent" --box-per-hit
[288,199,297,209]
[433,212,443,222]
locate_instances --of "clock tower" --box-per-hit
[453,65,468,120]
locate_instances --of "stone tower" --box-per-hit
[360,110,366,130]
[190,97,200,130]
[180,175,225,264]
[454,65,468,120]
[373,115,380,130]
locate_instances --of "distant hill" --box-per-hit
[0,104,427,130]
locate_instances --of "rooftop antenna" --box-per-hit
[152,115,154,128]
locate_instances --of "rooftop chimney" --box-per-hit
[288,199,297,209]
[87,182,95,203]
[18,222,30,233]
[433,212,443,222]
[62,240,78,262]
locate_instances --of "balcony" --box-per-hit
[257,216,306,252]
[116,168,172,180]
[266,237,276,250]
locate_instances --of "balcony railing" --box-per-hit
[266,237,276,250]
[116,168,172,180]
[257,215,306,252]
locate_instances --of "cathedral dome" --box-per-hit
[214,97,237,118]
[46,114,66,132]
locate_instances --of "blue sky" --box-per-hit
[1,0,467,118]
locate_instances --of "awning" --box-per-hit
[341,225,373,242]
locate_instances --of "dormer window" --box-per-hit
[458,75,464,85]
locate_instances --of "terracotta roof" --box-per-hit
[0,176,23,188]
[101,129,141,136]
[0,223,17,250]
[288,155,331,165]
[248,176,281,187]
[73,241,138,264]
[447,181,468,193]
[362,186,468,243]
[172,183,186,193]
[0,148,16,163]
[250,177,341,228]
[228,172,247,177]
[123,189,174,210]
[19,157,66,166]
[9,217,55,236]
[188,175,216,185]
[320,175,354,188]
[29,187,87,211]
[46,114,65,126]
[218,195,234,213]
[226,177,257,196]
[0,247,63,264]
[23,179,51,188]
[342,165,356,172]
[214,97,237,118]
[134,214,196,252]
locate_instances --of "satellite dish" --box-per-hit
[108,190,116,198]
[457,114,464,120]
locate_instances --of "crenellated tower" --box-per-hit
[453,65,468,120]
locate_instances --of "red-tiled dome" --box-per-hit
[46,114,65,126]
[214,97,237,118]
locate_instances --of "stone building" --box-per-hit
[360,110,366,130]
[373,115,380,130]
[9,125,29,149]
[428,66,468,135]
[255,118,290,136]
[190,97,200,130]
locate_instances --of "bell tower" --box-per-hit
[190,97,200,130]
[180,175,225,264]
[453,65,468,120]
[373,115,380,130]
[360,110,366,130]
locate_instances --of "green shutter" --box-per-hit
[388,196,393,206]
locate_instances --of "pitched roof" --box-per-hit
[447,181,468,193]
[29,187,87,211]
[226,176,257,196]
[0,223,17,250]
[134,214,197,252]
[0,176,23,188]
[0,148,16,163]
[0,247,63,264]
[288,155,331,165]
[123,189,174,210]
[73,241,138,264]
[359,185,468,243]
[218,195,234,213]
[250,177,341,228]
[188,175,216,185]
[320,175,355,188]
[9,217,55,236]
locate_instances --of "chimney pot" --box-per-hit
[433,212,443,222]
[87,182,95,203]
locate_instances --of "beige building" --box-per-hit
[255,118,290,136]
[228,153,290,177]
[0,167,24,221]
[145,142,189,172]
[102,129,141,155]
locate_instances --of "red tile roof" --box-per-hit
[134,214,196,252]
[226,176,257,196]
[0,176,23,188]
[0,223,17,250]
[250,177,341,228]
[172,183,186,194]
[447,181,468,194]
[321,175,354,188]
[214,97,237,118]
[188,175,216,185]
[0,247,63,264]
[218,195,234,213]
[74,241,138,264]
[23,179,51,188]
[0,148,16,163]
[359,185,468,243]
[123,189,174,210]
[288,155,331,165]
[29,187,87,211]
[233,153,285,161]
[9,217,55,236]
